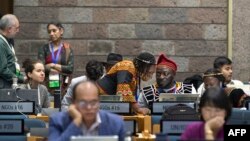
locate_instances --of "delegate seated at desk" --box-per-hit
[49,81,125,141]
[138,54,197,109]
[20,59,50,108]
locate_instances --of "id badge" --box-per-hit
[49,74,60,88]
[15,62,21,76]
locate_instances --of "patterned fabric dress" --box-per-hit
[97,60,137,102]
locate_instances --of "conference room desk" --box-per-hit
[123,115,151,133]
[133,137,155,141]
[29,115,49,122]
[27,136,45,141]
[152,124,160,134]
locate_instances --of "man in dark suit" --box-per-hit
[49,81,125,141]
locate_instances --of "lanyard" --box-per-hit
[0,34,17,62]
[50,43,63,64]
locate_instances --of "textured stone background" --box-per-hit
[12,0,249,83]
[233,0,250,83]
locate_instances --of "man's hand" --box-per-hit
[131,103,151,115]
[68,105,82,127]
[137,107,151,115]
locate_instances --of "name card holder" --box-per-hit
[0,119,24,135]
[0,101,35,114]
[160,120,197,135]
[99,101,131,115]
[124,120,136,135]
[151,101,196,115]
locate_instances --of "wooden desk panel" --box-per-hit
[123,115,151,133]
[27,136,46,141]
[29,115,49,122]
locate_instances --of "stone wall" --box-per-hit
[233,0,250,83]
[13,0,228,82]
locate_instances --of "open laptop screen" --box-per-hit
[70,135,118,141]
[159,93,200,102]
[99,95,122,101]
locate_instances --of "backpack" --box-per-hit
[161,104,200,120]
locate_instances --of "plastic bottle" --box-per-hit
[12,76,18,89]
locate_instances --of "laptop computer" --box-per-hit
[0,89,38,103]
[159,93,200,102]
[0,89,39,114]
[70,135,118,141]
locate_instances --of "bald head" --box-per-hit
[72,81,99,101]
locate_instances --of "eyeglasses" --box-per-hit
[77,100,99,109]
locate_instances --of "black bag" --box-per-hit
[162,104,200,120]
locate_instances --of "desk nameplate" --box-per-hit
[100,102,131,114]
[161,120,197,134]
[0,101,35,114]
[0,119,24,135]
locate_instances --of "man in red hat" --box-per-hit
[138,54,196,108]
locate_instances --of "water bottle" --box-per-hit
[12,76,18,89]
